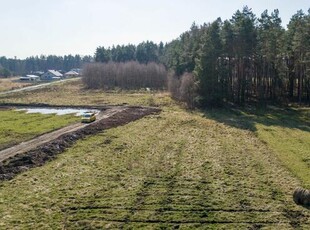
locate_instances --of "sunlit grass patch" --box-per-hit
[255,109,310,188]
[204,106,310,187]
[0,109,80,150]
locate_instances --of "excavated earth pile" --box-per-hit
[0,106,160,180]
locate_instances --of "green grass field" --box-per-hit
[0,110,80,150]
[205,107,310,188]
[0,81,309,229]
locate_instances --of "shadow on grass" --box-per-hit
[301,205,310,210]
[202,105,310,133]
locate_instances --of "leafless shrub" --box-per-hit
[167,71,180,100]
[168,72,198,108]
[82,61,167,90]
[179,73,197,109]
[293,187,310,207]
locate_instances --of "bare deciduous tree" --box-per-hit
[82,61,167,90]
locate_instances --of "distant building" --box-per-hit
[40,70,63,81]
[64,70,79,78]
[20,75,40,81]
[71,68,82,75]
[33,71,44,76]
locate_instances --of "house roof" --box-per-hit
[34,71,44,75]
[48,70,63,77]
[71,68,82,73]
[65,70,79,75]
[26,75,40,78]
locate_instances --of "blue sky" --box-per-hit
[0,0,309,59]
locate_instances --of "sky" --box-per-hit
[0,0,309,59]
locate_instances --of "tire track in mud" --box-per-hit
[0,106,160,180]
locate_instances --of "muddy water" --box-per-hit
[16,108,100,116]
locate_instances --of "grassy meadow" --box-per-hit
[0,110,80,150]
[205,107,310,188]
[0,80,309,229]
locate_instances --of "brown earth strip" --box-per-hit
[0,106,160,180]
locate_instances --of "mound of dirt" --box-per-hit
[0,106,160,180]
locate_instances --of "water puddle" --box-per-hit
[16,108,100,116]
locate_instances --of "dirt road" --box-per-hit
[0,106,124,162]
[0,78,78,96]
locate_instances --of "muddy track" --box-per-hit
[0,106,160,180]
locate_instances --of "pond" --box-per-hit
[15,108,100,116]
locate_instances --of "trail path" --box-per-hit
[0,78,78,96]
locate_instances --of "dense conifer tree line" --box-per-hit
[93,7,309,106]
[0,55,93,75]
[94,41,163,64]
[164,7,310,106]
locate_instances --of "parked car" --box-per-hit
[81,112,96,123]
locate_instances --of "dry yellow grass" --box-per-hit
[0,77,32,92]
[0,78,171,106]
